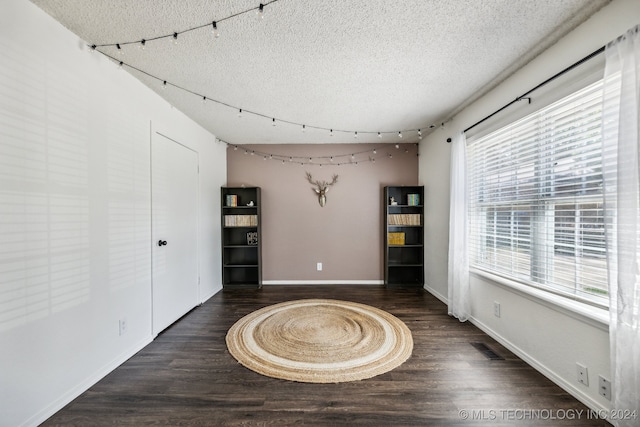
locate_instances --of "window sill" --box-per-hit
[470,268,609,331]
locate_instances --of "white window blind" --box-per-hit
[468,79,608,307]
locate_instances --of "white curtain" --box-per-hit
[448,132,470,322]
[602,24,640,427]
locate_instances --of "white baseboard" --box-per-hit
[423,283,448,304]
[469,316,608,414]
[25,335,153,427]
[262,280,384,285]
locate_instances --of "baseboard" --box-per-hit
[262,280,384,285]
[469,316,608,414]
[423,283,448,305]
[25,335,153,427]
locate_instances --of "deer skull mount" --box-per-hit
[305,172,338,207]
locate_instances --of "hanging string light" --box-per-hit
[90,0,437,145]
[220,140,418,167]
[91,1,279,50]
[97,49,435,142]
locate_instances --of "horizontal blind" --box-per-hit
[468,80,608,307]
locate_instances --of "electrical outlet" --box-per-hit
[119,318,127,336]
[317,262,322,271]
[576,363,588,386]
[494,301,501,318]
[599,375,611,400]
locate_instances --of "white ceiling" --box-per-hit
[32,0,609,145]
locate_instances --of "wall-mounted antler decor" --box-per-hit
[305,172,338,207]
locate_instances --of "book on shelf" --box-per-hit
[224,215,258,227]
[226,195,238,207]
[407,194,420,206]
[388,232,405,245]
[388,214,421,226]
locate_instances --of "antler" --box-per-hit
[305,172,318,186]
[305,172,338,189]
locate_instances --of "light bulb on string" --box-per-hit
[211,21,219,38]
[330,156,334,162]
[140,39,146,50]
[251,151,255,156]
[395,144,400,149]
[302,124,306,133]
[118,61,123,69]
[90,44,97,53]
[257,3,264,19]
[162,80,167,89]
[418,129,422,140]
[354,132,358,139]
[272,118,276,127]
[202,96,207,104]
[373,149,377,154]
[172,32,178,45]
[116,43,123,55]
[238,109,242,118]
[378,132,382,138]
[289,157,293,162]
[330,129,333,137]
[398,131,403,139]
[234,145,238,151]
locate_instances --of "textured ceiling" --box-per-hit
[31,0,609,145]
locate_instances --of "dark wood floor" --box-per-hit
[43,286,610,426]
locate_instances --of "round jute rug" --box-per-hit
[225,299,413,383]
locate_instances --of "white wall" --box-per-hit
[419,0,640,414]
[0,1,226,426]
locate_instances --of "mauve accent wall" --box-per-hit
[227,143,419,282]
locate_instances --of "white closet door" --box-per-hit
[151,133,199,336]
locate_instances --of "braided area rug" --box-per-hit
[226,299,413,383]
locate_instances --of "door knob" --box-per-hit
[158,240,167,246]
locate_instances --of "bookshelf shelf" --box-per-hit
[384,186,424,288]
[221,187,261,289]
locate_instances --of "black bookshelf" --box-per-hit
[384,186,424,288]
[221,187,262,289]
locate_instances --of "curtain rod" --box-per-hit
[462,45,605,135]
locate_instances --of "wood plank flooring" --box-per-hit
[43,286,610,426]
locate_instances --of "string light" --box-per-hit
[94,51,434,142]
[202,96,207,104]
[238,108,242,118]
[118,61,123,69]
[86,3,435,143]
[92,1,281,51]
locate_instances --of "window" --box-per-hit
[468,80,608,307]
